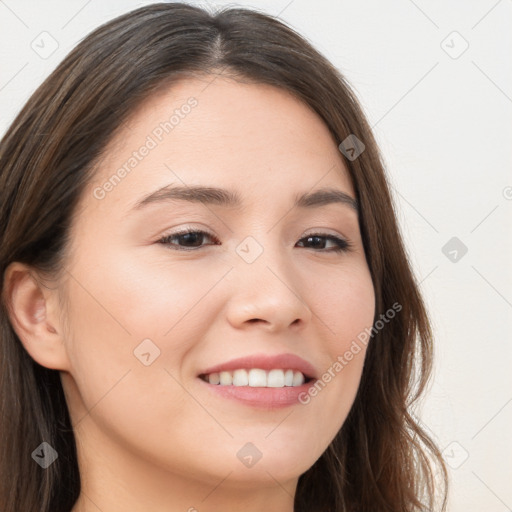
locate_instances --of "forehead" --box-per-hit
[85,76,354,215]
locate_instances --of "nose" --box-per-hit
[224,239,312,333]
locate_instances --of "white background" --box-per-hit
[1,1,511,510]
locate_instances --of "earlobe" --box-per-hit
[3,262,69,371]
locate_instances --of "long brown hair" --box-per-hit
[0,3,448,511]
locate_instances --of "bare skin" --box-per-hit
[5,75,375,512]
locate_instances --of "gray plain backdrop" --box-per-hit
[1,1,511,510]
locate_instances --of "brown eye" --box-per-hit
[296,234,351,253]
[158,230,351,253]
[158,230,218,251]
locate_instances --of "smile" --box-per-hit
[199,368,310,387]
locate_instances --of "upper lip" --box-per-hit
[198,353,318,380]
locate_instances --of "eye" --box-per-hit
[158,229,352,253]
[158,229,219,251]
[296,233,352,253]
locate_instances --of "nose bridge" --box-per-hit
[224,229,312,330]
[235,228,288,284]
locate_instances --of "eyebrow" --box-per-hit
[131,184,359,213]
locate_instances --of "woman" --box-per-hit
[0,3,448,511]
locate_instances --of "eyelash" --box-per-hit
[158,229,352,253]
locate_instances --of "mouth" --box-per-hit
[196,353,318,409]
[198,368,314,388]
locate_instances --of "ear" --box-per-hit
[3,262,71,371]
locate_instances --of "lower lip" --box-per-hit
[197,377,316,409]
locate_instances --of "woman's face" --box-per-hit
[57,76,375,501]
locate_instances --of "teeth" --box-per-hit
[203,369,307,388]
[233,369,249,386]
[219,371,232,385]
[209,372,220,385]
[267,369,284,387]
[248,368,267,387]
[292,371,305,386]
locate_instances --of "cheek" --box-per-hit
[97,247,231,339]
[300,261,375,425]
[309,259,376,346]
[330,264,375,380]
[66,245,223,346]
[61,255,205,458]
[62,249,228,405]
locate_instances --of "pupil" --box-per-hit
[182,233,202,246]
[308,236,323,248]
